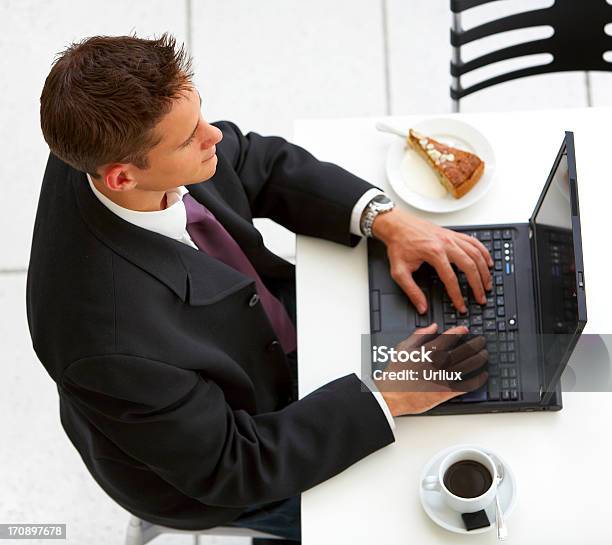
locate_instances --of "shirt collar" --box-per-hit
[86,173,189,242]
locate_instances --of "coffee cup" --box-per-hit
[422,447,498,513]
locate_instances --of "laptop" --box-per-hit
[367,132,587,414]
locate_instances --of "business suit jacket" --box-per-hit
[26,121,395,530]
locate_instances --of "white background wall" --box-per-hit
[1,1,611,543]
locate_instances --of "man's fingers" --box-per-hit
[442,325,469,335]
[415,323,438,335]
[450,370,489,395]
[457,238,492,292]
[431,257,466,313]
[448,335,487,366]
[426,325,468,352]
[458,232,494,268]
[447,245,487,306]
[392,267,428,314]
[396,323,438,352]
[448,349,489,375]
[411,323,440,346]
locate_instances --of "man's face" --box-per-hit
[119,85,223,191]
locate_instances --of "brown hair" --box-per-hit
[40,32,194,179]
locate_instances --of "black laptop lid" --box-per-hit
[529,132,587,403]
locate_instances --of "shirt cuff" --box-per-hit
[368,385,396,433]
[349,188,387,236]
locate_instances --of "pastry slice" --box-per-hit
[407,129,485,198]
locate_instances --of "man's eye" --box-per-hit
[185,136,195,146]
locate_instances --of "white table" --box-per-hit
[293,108,612,544]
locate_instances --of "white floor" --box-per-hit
[1,0,612,543]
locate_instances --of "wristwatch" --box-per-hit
[360,194,395,238]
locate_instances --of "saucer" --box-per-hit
[419,444,517,534]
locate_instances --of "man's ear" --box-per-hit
[102,164,138,192]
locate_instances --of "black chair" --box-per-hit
[450,0,612,111]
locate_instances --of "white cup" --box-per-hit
[422,447,498,513]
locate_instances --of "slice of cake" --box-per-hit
[407,129,485,199]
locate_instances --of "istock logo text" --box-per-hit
[372,345,434,364]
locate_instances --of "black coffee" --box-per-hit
[443,460,492,498]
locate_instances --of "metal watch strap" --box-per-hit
[360,195,395,238]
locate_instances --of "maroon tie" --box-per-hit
[183,193,297,354]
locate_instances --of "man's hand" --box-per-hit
[372,208,493,314]
[376,323,489,416]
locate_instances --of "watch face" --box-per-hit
[372,195,392,205]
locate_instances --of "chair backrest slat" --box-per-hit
[452,39,553,76]
[451,0,504,13]
[451,9,552,46]
[450,0,612,105]
[452,64,569,99]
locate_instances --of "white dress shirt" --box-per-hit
[86,174,395,432]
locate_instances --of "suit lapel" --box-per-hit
[72,168,254,306]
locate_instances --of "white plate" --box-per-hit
[385,118,496,213]
[419,444,517,535]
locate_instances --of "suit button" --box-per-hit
[267,340,280,352]
[248,293,260,307]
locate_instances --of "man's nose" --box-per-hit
[201,124,223,150]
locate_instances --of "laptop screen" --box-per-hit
[531,135,584,398]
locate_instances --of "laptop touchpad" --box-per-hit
[380,293,413,331]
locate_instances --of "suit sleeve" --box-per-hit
[212,120,383,247]
[61,354,395,508]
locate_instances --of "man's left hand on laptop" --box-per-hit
[374,323,489,415]
[371,208,493,314]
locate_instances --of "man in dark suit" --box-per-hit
[27,33,491,543]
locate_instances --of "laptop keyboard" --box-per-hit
[440,229,520,403]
